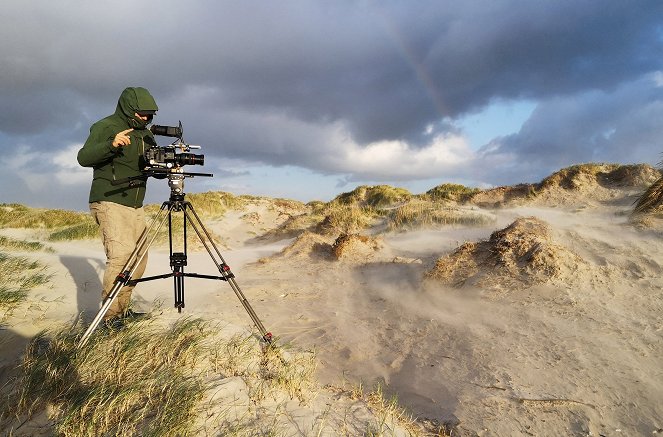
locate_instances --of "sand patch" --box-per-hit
[262,231,333,262]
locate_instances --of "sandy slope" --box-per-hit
[236,203,663,436]
[3,180,663,435]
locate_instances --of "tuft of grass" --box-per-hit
[349,382,425,437]
[11,319,210,437]
[48,219,99,241]
[632,176,663,216]
[538,163,619,190]
[145,191,247,219]
[0,252,50,321]
[2,318,321,437]
[0,204,90,229]
[332,185,412,208]
[387,200,495,231]
[316,204,378,235]
[259,344,317,401]
[0,236,51,252]
[424,183,480,203]
[207,334,317,404]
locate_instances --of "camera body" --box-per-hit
[144,145,204,168]
[144,121,204,169]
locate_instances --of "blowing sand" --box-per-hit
[2,170,663,435]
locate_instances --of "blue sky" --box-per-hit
[1,1,662,210]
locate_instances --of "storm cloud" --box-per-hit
[1,0,662,208]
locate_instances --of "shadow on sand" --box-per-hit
[59,255,104,325]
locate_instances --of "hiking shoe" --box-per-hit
[123,309,147,319]
[102,317,125,331]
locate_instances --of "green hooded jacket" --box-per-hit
[77,87,159,208]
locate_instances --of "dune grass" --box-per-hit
[386,199,495,231]
[8,319,209,437]
[47,219,99,241]
[316,204,379,235]
[331,185,412,208]
[0,204,89,229]
[632,176,663,215]
[424,183,480,202]
[1,318,320,437]
[0,236,50,252]
[0,252,50,322]
[145,191,248,219]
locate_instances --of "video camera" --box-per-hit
[145,121,204,169]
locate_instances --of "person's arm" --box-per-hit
[77,127,133,167]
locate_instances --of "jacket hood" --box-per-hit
[115,87,159,129]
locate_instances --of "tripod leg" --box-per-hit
[183,203,272,343]
[77,202,172,348]
[174,267,185,312]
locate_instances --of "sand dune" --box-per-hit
[2,163,663,435]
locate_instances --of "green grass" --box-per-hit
[47,219,99,241]
[0,236,50,252]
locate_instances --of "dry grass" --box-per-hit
[0,203,100,241]
[0,236,51,252]
[632,176,663,215]
[426,217,586,291]
[47,219,99,241]
[424,183,480,202]
[6,318,208,437]
[0,204,89,229]
[346,382,430,437]
[0,318,322,437]
[332,185,412,208]
[538,163,619,191]
[0,252,50,322]
[387,199,495,231]
[316,204,378,235]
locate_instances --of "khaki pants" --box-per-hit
[90,201,148,320]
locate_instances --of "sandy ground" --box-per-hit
[2,190,663,436]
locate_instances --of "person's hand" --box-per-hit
[112,129,134,147]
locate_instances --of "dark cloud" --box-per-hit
[0,0,662,208]
[480,75,663,184]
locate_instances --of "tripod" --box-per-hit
[78,171,272,348]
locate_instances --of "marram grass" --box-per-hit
[2,318,321,437]
[12,319,210,437]
[0,235,50,252]
[47,220,99,241]
[0,204,90,229]
[387,200,495,231]
[0,252,50,321]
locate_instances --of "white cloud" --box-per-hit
[53,143,90,185]
[326,127,474,179]
[653,71,663,87]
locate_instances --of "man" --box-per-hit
[77,87,159,326]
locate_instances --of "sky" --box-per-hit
[1,1,663,210]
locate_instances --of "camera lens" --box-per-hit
[176,153,204,166]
